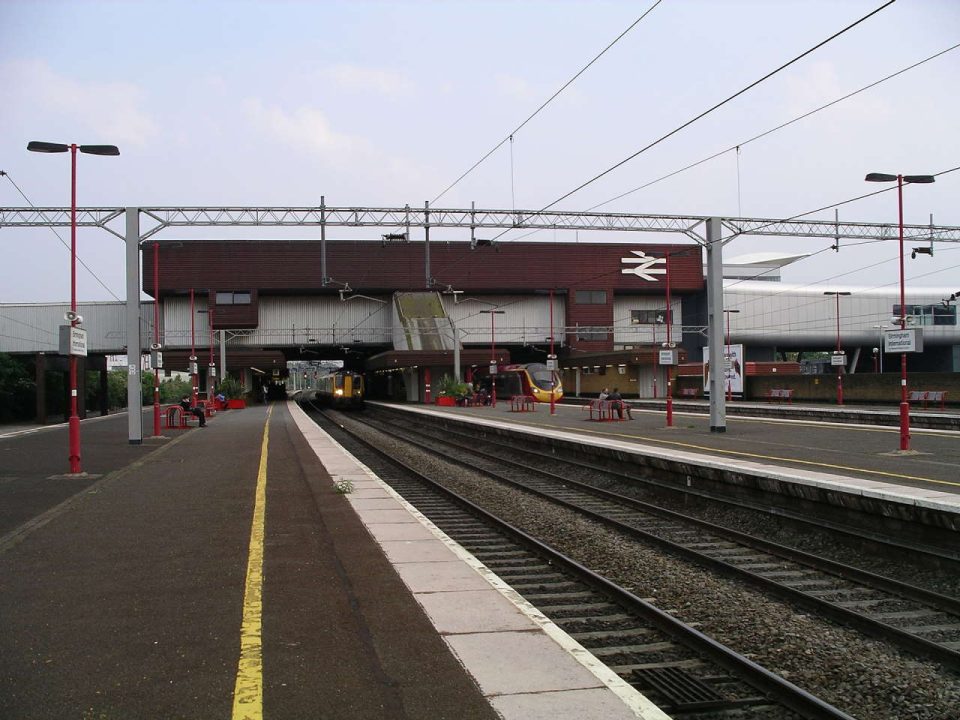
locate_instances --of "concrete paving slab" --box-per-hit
[416,588,535,633]
[395,560,493,593]
[364,521,438,542]
[491,687,669,720]
[353,508,422,524]
[380,539,462,564]
[445,630,604,695]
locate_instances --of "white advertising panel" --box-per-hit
[703,344,743,395]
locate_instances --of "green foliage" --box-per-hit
[0,353,35,422]
[160,376,192,403]
[435,373,470,398]
[106,369,128,409]
[218,372,245,399]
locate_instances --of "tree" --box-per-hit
[0,353,35,422]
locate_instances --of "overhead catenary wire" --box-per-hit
[487,0,897,245]
[430,0,664,204]
[589,40,960,212]
[1,170,122,302]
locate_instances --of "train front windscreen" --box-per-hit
[528,364,559,390]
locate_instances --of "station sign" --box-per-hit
[658,349,678,366]
[150,349,163,369]
[830,352,846,366]
[58,325,87,357]
[546,355,557,371]
[884,328,924,353]
[489,362,498,375]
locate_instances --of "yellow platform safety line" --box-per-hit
[232,405,273,720]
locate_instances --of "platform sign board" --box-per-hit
[658,349,678,365]
[830,352,846,367]
[884,328,924,353]
[702,344,743,395]
[58,325,88,357]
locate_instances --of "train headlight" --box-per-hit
[335,388,344,396]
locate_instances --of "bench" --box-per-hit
[765,388,794,404]
[163,404,191,429]
[678,388,701,399]
[583,399,632,421]
[908,390,948,410]
[510,395,535,412]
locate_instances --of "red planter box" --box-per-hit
[435,396,456,406]
[227,399,246,409]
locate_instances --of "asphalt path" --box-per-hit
[0,405,499,719]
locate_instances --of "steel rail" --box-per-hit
[317,404,857,720]
[370,409,960,670]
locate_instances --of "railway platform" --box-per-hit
[391,398,960,553]
[0,404,660,720]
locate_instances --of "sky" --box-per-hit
[1,0,959,304]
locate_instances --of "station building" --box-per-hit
[2,239,958,413]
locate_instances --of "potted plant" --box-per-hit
[434,374,470,406]
[219,373,247,409]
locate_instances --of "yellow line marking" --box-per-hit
[232,405,273,720]
[511,417,960,488]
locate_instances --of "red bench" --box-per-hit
[909,390,948,410]
[509,395,535,412]
[583,399,631,421]
[765,388,794,404]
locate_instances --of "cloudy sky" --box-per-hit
[1,0,958,303]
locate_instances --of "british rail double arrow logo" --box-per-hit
[620,251,667,281]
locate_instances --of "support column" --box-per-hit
[705,217,727,432]
[125,207,143,444]
[424,201,431,289]
[77,356,87,419]
[99,362,108,416]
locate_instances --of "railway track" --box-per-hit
[359,406,960,671]
[308,404,857,720]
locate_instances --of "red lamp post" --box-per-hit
[865,172,935,451]
[549,288,556,415]
[190,288,198,407]
[27,141,119,474]
[480,309,505,407]
[823,291,851,405]
[152,241,161,436]
[665,252,674,427]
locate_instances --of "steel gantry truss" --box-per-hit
[4,204,960,443]
[4,204,960,243]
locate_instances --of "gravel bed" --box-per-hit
[339,412,960,720]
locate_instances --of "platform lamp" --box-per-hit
[823,291,851,405]
[27,140,119,474]
[480,309,505,408]
[197,305,216,402]
[865,172,935,451]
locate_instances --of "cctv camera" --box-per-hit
[150,342,162,350]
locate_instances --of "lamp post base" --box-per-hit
[899,401,911,451]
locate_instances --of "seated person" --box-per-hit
[179,395,206,427]
[607,388,631,419]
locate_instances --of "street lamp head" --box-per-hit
[864,172,934,184]
[79,144,120,156]
[27,141,69,153]
[823,291,851,296]
[28,141,120,156]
